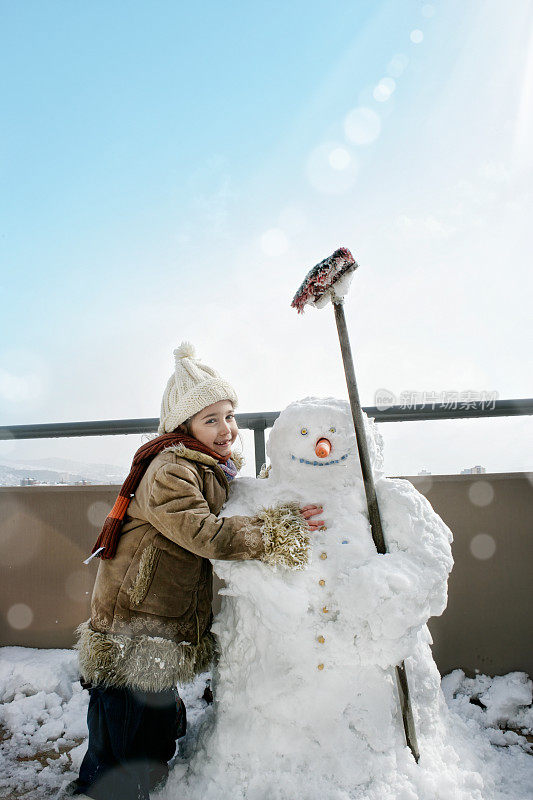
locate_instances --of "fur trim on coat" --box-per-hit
[245,503,310,570]
[231,450,245,472]
[75,621,217,692]
[164,442,244,473]
[165,442,219,467]
[127,543,161,606]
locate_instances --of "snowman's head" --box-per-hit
[265,397,384,484]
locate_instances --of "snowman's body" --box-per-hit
[170,398,490,800]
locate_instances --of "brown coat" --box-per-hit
[76,443,309,692]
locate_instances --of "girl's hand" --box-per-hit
[300,504,325,531]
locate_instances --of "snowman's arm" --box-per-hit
[382,479,453,610]
[377,478,453,570]
[146,462,309,568]
[341,479,454,641]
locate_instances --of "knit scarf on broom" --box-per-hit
[91,432,229,560]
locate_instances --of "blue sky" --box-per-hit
[1,0,532,475]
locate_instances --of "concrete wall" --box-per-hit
[415,473,532,676]
[1,473,531,676]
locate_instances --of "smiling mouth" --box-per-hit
[214,440,231,446]
[290,452,349,466]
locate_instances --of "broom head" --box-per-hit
[291,247,358,313]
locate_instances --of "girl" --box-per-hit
[70,342,323,800]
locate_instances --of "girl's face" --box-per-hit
[188,399,238,459]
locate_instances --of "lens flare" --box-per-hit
[344,107,381,145]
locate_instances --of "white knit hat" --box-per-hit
[158,342,238,434]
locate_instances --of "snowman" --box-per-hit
[165,397,492,800]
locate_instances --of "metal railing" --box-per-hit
[1,399,532,476]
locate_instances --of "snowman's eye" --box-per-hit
[300,428,309,436]
[329,427,336,433]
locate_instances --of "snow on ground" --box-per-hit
[0,647,531,799]
[0,648,208,799]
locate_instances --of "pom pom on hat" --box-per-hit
[174,341,196,361]
[158,341,238,435]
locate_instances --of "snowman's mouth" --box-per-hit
[290,452,349,466]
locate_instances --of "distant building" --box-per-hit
[418,469,432,475]
[460,465,486,474]
[20,477,38,486]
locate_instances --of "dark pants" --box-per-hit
[75,685,186,800]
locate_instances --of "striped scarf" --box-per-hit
[91,432,228,560]
[219,457,237,482]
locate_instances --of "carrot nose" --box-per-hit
[315,438,332,458]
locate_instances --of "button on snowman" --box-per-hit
[176,398,490,800]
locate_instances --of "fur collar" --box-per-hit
[231,450,245,471]
[164,442,244,472]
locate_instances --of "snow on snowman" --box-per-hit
[166,397,490,800]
